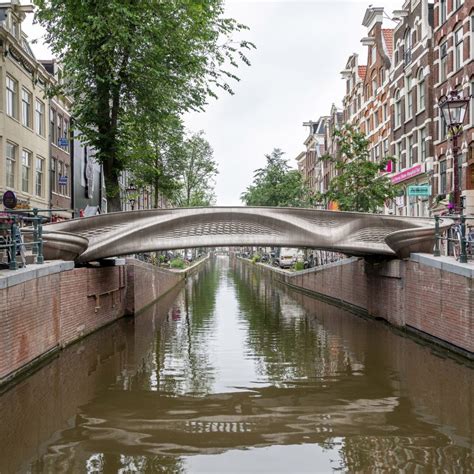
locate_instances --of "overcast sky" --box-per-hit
[23,0,402,206]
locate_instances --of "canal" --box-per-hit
[0,256,472,472]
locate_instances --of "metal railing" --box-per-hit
[0,208,68,271]
[433,215,473,264]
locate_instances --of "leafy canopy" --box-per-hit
[241,149,311,207]
[172,131,218,207]
[34,0,254,210]
[316,125,398,213]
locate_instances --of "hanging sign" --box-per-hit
[58,175,68,186]
[407,185,431,197]
[2,190,17,209]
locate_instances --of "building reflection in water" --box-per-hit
[0,257,472,473]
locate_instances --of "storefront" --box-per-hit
[391,164,430,217]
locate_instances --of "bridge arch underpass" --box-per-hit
[40,207,451,263]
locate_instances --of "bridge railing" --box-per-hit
[433,215,474,263]
[0,208,66,270]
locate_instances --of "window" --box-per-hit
[6,142,16,188]
[374,110,379,128]
[419,128,427,162]
[57,115,62,145]
[35,157,44,196]
[471,15,474,60]
[383,103,388,121]
[50,109,56,144]
[440,109,448,140]
[406,75,413,119]
[407,135,413,166]
[21,88,32,128]
[64,165,70,196]
[395,90,402,127]
[417,69,425,111]
[404,29,412,65]
[454,27,463,70]
[471,79,474,124]
[51,158,58,193]
[395,142,402,172]
[11,17,18,38]
[6,76,17,118]
[379,68,385,85]
[35,100,45,136]
[21,150,31,193]
[371,71,377,95]
[440,0,447,24]
[454,0,463,10]
[383,139,389,157]
[440,41,448,82]
[440,160,447,194]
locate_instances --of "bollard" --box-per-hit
[32,208,38,255]
[36,214,44,264]
[9,217,18,270]
[434,216,441,257]
[460,216,467,264]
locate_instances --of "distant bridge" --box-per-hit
[41,207,449,262]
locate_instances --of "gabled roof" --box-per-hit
[382,29,394,57]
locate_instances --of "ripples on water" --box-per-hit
[0,256,472,473]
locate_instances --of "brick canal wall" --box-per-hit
[241,255,473,358]
[0,258,205,386]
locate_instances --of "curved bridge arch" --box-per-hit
[41,207,450,262]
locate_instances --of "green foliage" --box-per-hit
[252,254,261,264]
[294,261,305,271]
[171,131,218,207]
[170,257,186,269]
[34,0,254,210]
[241,149,312,207]
[315,125,398,213]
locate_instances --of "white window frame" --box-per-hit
[21,88,32,128]
[35,99,45,136]
[417,69,425,112]
[35,156,44,197]
[21,149,31,193]
[454,26,463,70]
[6,142,17,188]
[6,75,17,119]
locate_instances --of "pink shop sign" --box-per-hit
[391,164,423,184]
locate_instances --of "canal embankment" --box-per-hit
[238,254,474,359]
[0,256,208,388]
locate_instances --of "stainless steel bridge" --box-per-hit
[41,207,449,262]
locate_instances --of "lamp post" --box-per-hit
[126,182,137,211]
[439,90,470,214]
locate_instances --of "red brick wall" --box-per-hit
[244,257,473,356]
[125,259,184,314]
[0,260,187,384]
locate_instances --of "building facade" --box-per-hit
[0,1,52,211]
[389,0,435,217]
[432,0,474,215]
[41,60,73,220]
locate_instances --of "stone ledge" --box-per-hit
[0,261,75,289]
[411,253,474,279]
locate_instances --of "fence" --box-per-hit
[433,215,474,263]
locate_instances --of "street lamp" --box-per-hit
[439,90,470,213]
[126,182,137,211]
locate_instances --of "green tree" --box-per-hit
[126,115,186,208]
[172,131,218,207]
[34,1,254,211]
[316,125,398,212]
[241,149,311,207]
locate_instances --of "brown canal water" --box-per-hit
[0,256,473,473]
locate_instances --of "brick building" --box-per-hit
[389,0,435,217]
[41,60,73,220]
[432,0,474,215]
[342,7,394,167]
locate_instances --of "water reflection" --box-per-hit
[0,256,472,472]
